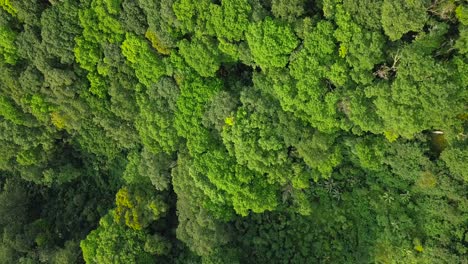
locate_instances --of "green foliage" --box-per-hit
[455,25,468,54]
[342,0,383,30]
[0,96,27,124]
[441,143,468,182]
[222,88,292,184]
[49,241,81,264]
[174,75,221,155]
[172,152,235,259]
[119,1,147,35]
[194,148,280,216]
[456,4,468,25]
[367,46,466,139]
[125,148,174,191]
[136,77,181,153]
[276,20,345,131]
[144,234,171,256]
[246,17,299,69]
[172,0,213,35]
[333,4,385,84]
[74,36,101,72]
[210,0,251,41]
[1,1,466,263]
[178,36,223,77]
[40,1,81,64]
[138,0,180,53]
[271,0,305,22]
[121,33,167,86]
[114,185,167,230]
[80,0,124,43]
[381,0,430,41]
[0,25,18,64]
[0,0,17,16]
[81,211,154,264]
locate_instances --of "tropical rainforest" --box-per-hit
[0,0,467,263]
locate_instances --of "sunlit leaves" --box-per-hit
[115,186,167,230]
[246,17,299,69]
[178,36,223,77]
[80,212,154,264]
[210,0,251,41]
[0,25,17,64]
[381,0,430,41]
[136,78,181,154]
[121,33,167,86]
[367,47,465,139]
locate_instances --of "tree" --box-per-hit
[171,152,236,260]
[0,24,18,64]
[119,0,147,35]
[273,20,346,132]
[0,0,17,16]
[172,0,213,35]
[40,1,81,64]
[333,4,385,84]
[121,33,167,87]
[137,0,180,54]
[271,0,305,23]
[178,36,223,77]
[80,211,155,264]
[342,0,383,30]
[0,0,467,263]
[245,17,299,69]
[138,149,174,191]
[441,143,468,182]
[114,185,168,230]
[455,25,468,54]
[222,87,293,184]
[174,75,222,155]
[381,0,430,41]
[366,45,466,139]
[210,0,251,41]
[136,77,181,154]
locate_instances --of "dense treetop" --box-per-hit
[0,0,467,263]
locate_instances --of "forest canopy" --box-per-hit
[0,0,467,263]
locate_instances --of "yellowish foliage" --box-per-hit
[116,187,132,208]
[0,0,17,16]
[457,112,468,120]
[373,240,395,264]
[225,116,235,126]
[416,171,437,189]
[145,30,171,55]
[338,44,347,58]
[413,238,424,252]
[173,74,183,86]
[50,112,66,130]
[384,131,399,142]
[456,5,468,25]
[115,187,143,230]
